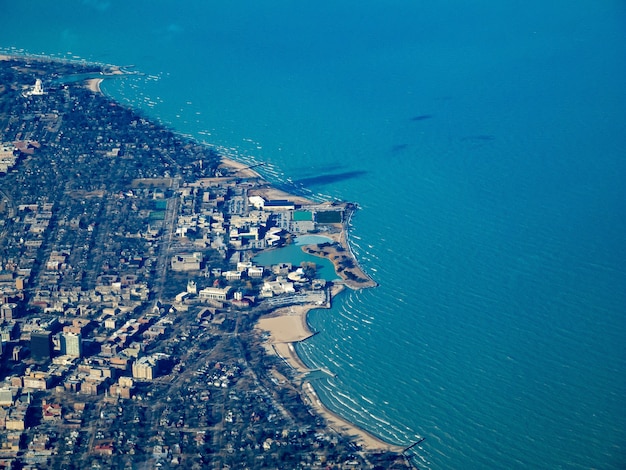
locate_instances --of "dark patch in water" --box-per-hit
[293,163,346,175]
[411,114,433,121]
[293,171,367,187]
[392,143,409,153]
[461,134,495,142]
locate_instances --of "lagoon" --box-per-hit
[253,235,339,281]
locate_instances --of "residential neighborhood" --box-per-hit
[0,55,404,469]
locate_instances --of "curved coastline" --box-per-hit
[254,289,404,453]
[16,51,399,455]
[86,77,104,93]
[300,204,378,290]
[217,159,401,452]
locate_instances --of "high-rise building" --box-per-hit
[132,356,157,381]
[60,332,82,358]
[30,331,52,362]
[0,303,17,320]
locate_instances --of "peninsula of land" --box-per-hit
[0,53,409,469]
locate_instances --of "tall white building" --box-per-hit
[32,79,44,95]
[132,357,156,380]
[60,332,82,358]
[23,79,45,97]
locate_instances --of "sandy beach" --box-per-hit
[257,306,314,344]
[219,157,315,205]
[302,380,405,453]
[256,304,316,373]
[249,186,314,206]
[86,78,104,94]
[219,156,264,179]
[255,288,402,452]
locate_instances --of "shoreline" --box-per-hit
[1,51,121,96]
[218,156,376,289]
[255,285,403,453]
[301,213,378,289]
[86,77,104,94]
[26,54,397,456]
[218,156,315,206]
[301,380,405,454]
[4,50,408,466]
[218,148,395,453]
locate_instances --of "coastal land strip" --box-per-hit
[255,286,403,453]
[2,52,399,457]
[220,148,395,452]
[219,155,393,451]
[86,78,104,94]
[301,210,378,290]
[218,157,377,289]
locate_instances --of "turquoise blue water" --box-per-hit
[253,235,339,281]
[3,1,626,468]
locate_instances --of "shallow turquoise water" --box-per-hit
[253,236,339,282]
[2,1,625,467]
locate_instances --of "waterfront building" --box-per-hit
[223,270,242,281]
[261,278,295,297]
[263,200,295,211]
[248,195,265,209]
[247,266,264,278]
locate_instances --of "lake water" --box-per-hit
[2,1,625,467]
[253,235,339,281]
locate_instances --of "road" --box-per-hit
[151,178,181,303]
